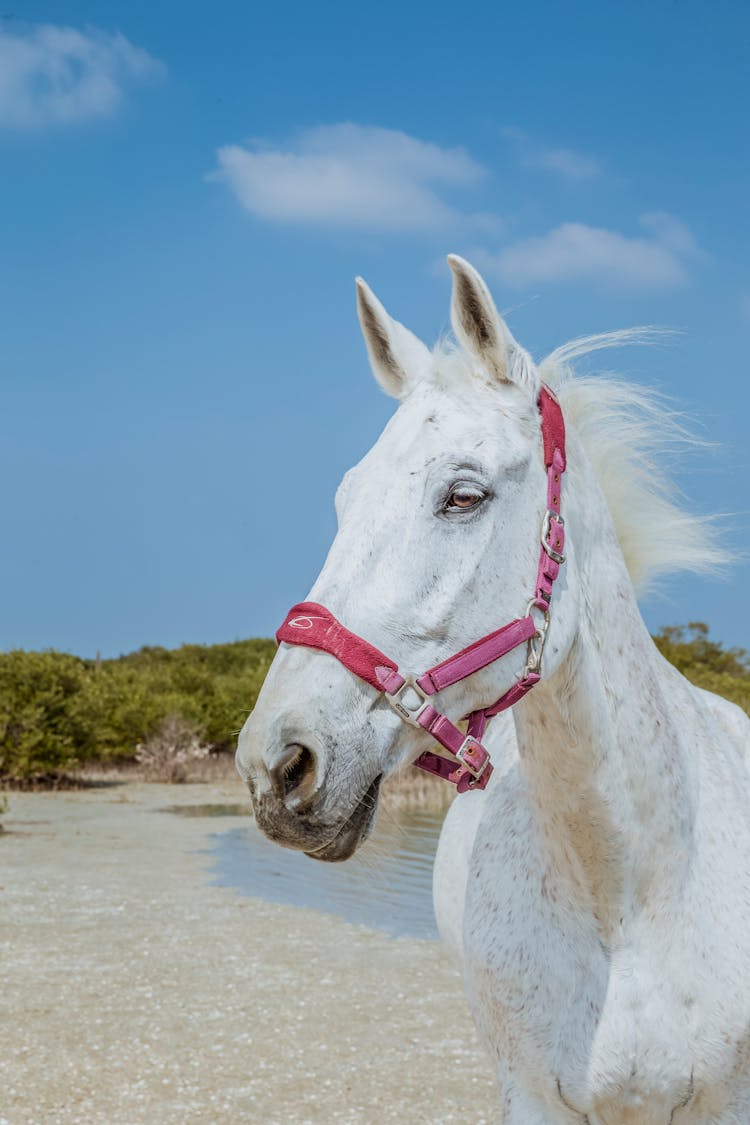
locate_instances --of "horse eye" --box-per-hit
[446,488,485,512]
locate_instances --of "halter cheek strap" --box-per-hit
[276,386,566,794]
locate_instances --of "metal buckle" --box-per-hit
[541,509,565,564]
[456,736,491,781]
[385,677,430,727]
[524,600,551,676]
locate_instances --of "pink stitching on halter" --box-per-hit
[276,602,400,693]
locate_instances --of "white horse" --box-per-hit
[236,256,750,1123]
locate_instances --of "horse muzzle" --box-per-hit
[246,774,381,862]
[237,723,382,861]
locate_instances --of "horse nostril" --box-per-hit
[268,743,318,807]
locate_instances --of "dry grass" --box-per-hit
[133,714,212,782]
[381,766,455,810]
[70,756,453,809]
[73,753,239,787]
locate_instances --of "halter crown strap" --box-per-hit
[275,385,566,793]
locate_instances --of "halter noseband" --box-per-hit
[276,386,566,794]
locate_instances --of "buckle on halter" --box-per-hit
[385,677,430,727]
[456,736,491,781]
[541,510,565,564]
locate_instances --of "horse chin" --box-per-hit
[304,774,382,863]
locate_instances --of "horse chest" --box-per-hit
[460,800,726,1121]
[556,963,697,1123]
[463,892,705,1120]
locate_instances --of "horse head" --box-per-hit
[236,256,579,860]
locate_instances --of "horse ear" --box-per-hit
[355,278,431,400]
[447,255,537,393]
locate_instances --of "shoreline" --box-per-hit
[1,759,455,812]
[1,782,497,1124]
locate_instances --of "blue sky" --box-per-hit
[1,1,748,657]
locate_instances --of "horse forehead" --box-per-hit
[377,390,507,464]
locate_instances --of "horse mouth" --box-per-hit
[304,774,382,863]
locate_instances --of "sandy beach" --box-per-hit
[1,782,498,1124]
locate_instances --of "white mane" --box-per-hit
[539,331,729,592]
[430,330,728,594]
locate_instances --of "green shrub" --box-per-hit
[652,623,750,716]
[0,638,276,780]
[0,650,89,777]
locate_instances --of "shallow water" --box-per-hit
[209,807,445,939]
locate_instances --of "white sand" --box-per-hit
[0,783,498,1124]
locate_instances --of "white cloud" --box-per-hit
[0,23,165,129]
[214,122,700,293]
[502,127,601,182]
[216,123,492,231]
[475,214,700,289]
[525,146,601,181]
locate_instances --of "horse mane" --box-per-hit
[538,330,729,593]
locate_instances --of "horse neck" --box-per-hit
[511,458,696,938]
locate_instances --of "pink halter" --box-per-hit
[276,386,566,793]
